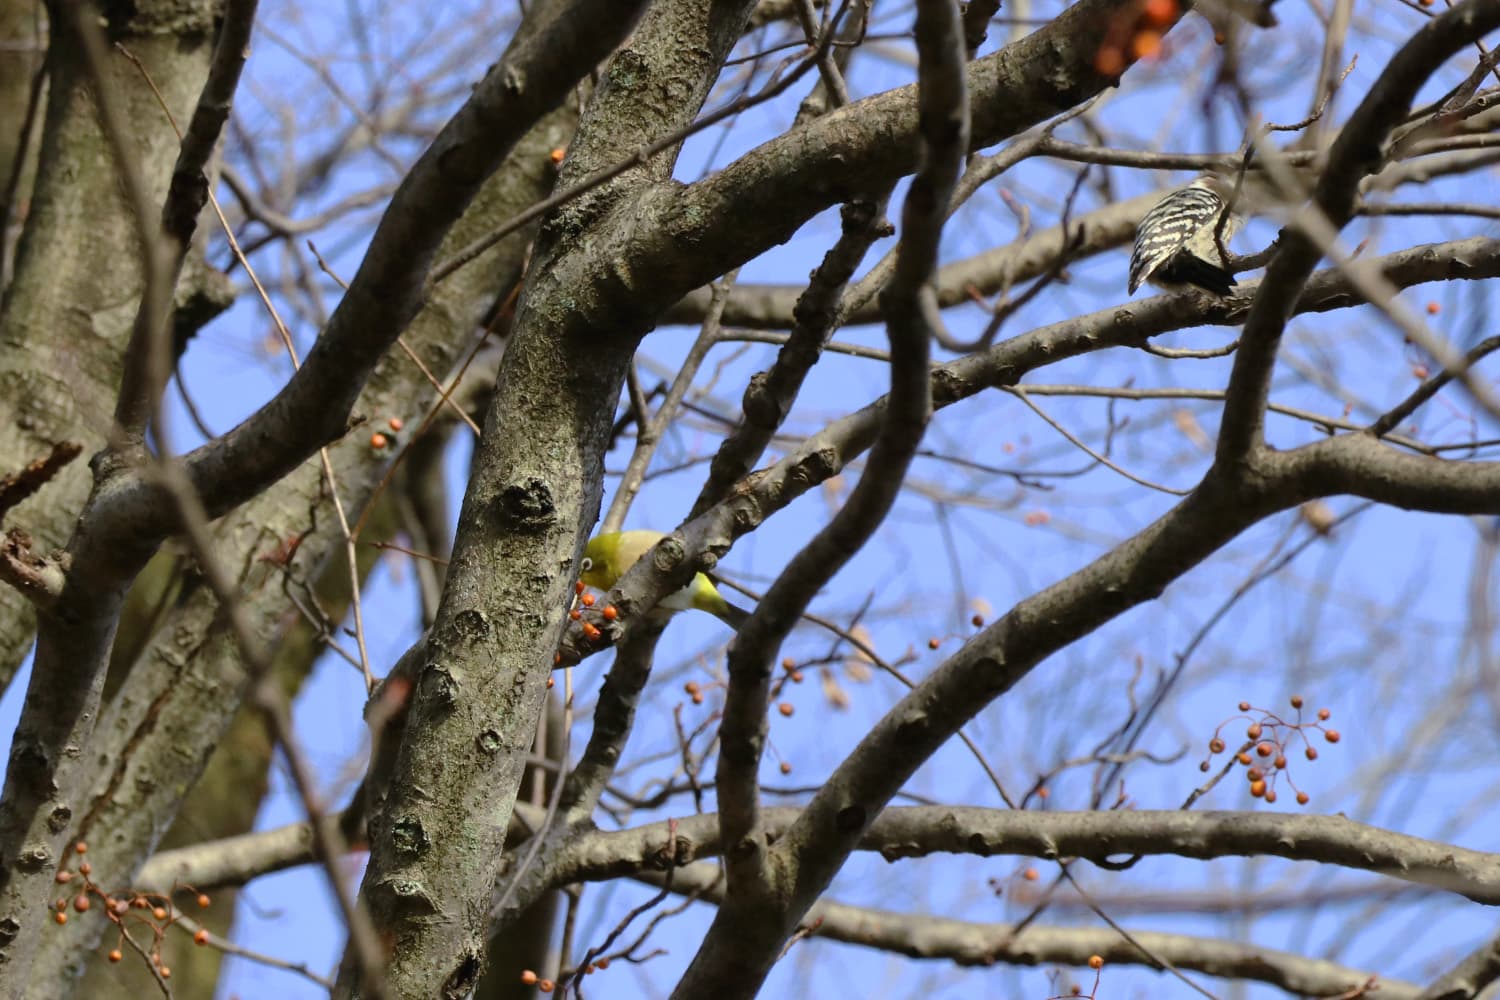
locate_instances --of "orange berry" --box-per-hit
[602,605,618,621]
[1419,0,1434,7]
[574,581,585,595]
[691,692,704,705]
[569,609,581,621]
[1141,0,1178,26]
[370,432,388,449]
[790,670,804,683]
[1236,752,1252,766]
[1249,779,1266,797]
[521,970,539,985]
[1289,694,1303,709]
[1255,742,1273,757]
[1412,364,1430,379]
[549,147,566,164]
[1088,955,1104,970]
[1238,702,1251,712]
[1022,867,1039,881]
[684,681,701,695]
[159,967,171,979]
[1297,791,1310,805]
[1305,747,1319,760]
[927,638,941,650]
[778,703,794,717]
[54,898,68,911]
[108,950,122,963]
[1037,786,1050,799]
[387,416,405,432]
[1214,30,1227,44]
[1324,729,1340,743]
[1094,45,1126,76]
[53,912,66,925]
[1129,29,1163,61]
[582,622,601,640]
[55,872,71,884]
[780,762,792,775]
[595,958,610,970]
[152,907,167,920]
[1246,722,1262,739]
[1264,788,1278,803]
[546,677,555,689]
[1317,708,1330,720]
[194,929,209,946]
[538,981,554,994]
[782,658,796,670]
[73,896,90,913]
[971,614,984,628]
[78,862,90,876]
[74,843,87,855]
[1199,761,1210,772]
[1208,738,1225,754]
[1274,754,1287,769]
[581,593,596,607]
[1246,766,1264,782]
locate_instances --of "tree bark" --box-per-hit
[24,100,583,999]
[0,0,219,685]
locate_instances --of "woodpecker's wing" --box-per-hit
[1128,185,1228,294]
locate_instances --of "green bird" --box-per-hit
[581,530,751,630]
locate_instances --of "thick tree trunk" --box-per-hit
[0,0,220,685]
[23,100,582,998]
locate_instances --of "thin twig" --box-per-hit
[1008,387,1189,496]
[429,44,831,285]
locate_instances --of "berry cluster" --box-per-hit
[565,579,618,644]
[1199,695,1340,805]
[1093,0,1181,77]
[368,414,406,452]
[50,842,213,980]
[521,955,611,993]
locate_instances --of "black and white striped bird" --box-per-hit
[1128,178,1241,297]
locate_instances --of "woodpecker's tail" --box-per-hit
[1160,252,1237,296]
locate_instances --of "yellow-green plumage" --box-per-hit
[581,530,750,629]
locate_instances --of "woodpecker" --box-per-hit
[1128,177,1241,297]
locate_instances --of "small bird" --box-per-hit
[581,530,751,629]
[1128,177,1242,297]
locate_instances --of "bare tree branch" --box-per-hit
[648,863,1418,999]
[687,194,892,518]
[547,0,1151,344]
[109,0,259,445]
[681,0,967,990]
[558,233,1500,670]
[116,0,650,531]
[1217,0,1500,465]
[0,1,648,989]
[341,1,752,994]
[1416,927,1500,999]
[163,803,1490,897]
